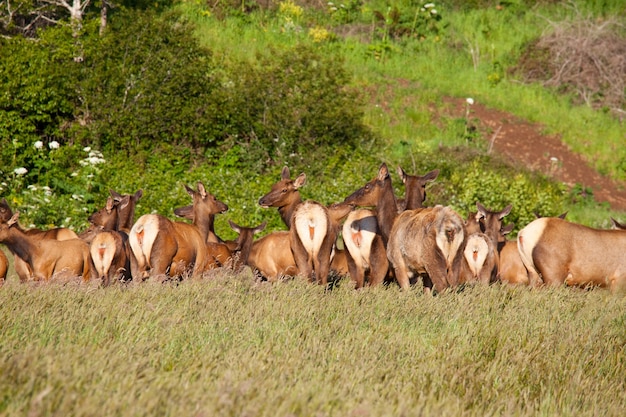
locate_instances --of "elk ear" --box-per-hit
[134,190,143,200]
[109,189,122,200]
[397,166,407,184]
[424,169,440,182]
[197,182,207,199]
[377,163,389,181]
[558,211,568,220]
[255,222,267,234]
[293,173,307,189]
[105,196,115,211]
[117,195,130,211]
[281,166,291,180]
[476,202,487,217]
[501,223,515,236]
[498,204,513,219]
[8,212,19,227]
[184,184,195,198]
[228,220,241,234]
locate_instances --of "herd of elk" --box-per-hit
[1,164,624,292]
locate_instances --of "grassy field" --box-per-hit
[1,267,625,416]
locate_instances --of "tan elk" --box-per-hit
[258,167,338,285]
[1,198,79,282]
[110,189,143,233]
[517,216,626,291]
[90,231,131,286]
[387,205,465,292]
[498,212,565,286]
[0,212,92,281]
[227,220,267,271]
[128,182,226,281]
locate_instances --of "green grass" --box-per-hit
[1,272,625,416]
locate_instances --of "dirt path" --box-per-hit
[443,97,626,212]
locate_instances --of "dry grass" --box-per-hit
[1,269,625,416]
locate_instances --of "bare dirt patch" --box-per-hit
[443,97,626,212]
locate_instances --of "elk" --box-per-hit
[326,201,354,278]
[344,163,398,245]
[460,203,512,284]
[110,189,143,233]
[397,167,439,211]
[0,212,92,281]
[516,216,626,290]
[1,198,79,282]
[498,212,565,286]
[258,167,338,285]
[258,166,306,229]
[247,231,298,281]
[227,220,267,271]
[387,205,465,292]
[0,249,7,284]
[341,209,388,288]
[79,196,120,243]
[128,182,225,281]
[90,230,131,286]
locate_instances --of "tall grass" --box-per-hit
[1,273,625,416]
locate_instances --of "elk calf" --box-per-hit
[518,217,626,291]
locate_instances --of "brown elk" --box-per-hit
[227,220,267,271]
[326,201,354,278]
[460,203,512,284]
[247,231,298,281]
[90,231,131,286]
[258,166,306,229]
[110,189,143,233]
[1,198,79,281]
[344,163,398,245]
[498,212,565,286]
[341,209,388,288]
[0,249,7,284]
[517,216,626,290]
[129,182,226,281]
[387,205,465,292]
[79,196,120,243]
[258,167,338,285]
[0,212,92,281]
[397,167,439,211]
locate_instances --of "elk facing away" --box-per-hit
[0,249,7,284]
[129,182,226,281]
[387,205,465,292]
[0,212,92,281]
[517,217,626,291]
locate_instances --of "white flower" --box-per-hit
[424,3,435,8]
[550,157,559,163]
[14,167,28,175]
[27,184,37,190]
[430,9,437,14]
[34,141,44,149]
[49,140,60,149]
[71,172,78,177]
[83,146,92,153]
[466,97,474,105]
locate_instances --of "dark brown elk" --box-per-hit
[1,198,79,281]
[129,182,225,281]
[341,209,388,288]
[387,205,465,292]
[344,163,398,245]
[0,249,7,284]
[517,216,626,290]
[110,189,143,233]
[0,212,92,281]
[397,167,439,211]
[258,166,306,229]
